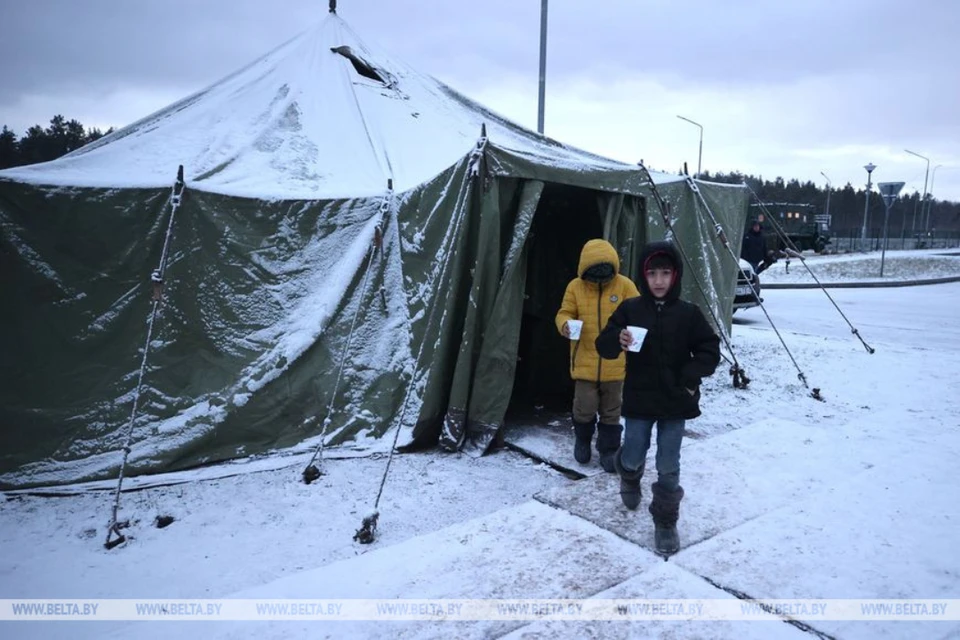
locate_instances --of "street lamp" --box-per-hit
[676,115,703,178]
[820,171,832,225]
[904,149,930,231]
[861,163,876,243]
[925,164,943,231]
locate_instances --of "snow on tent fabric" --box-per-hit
[0,13,749,489]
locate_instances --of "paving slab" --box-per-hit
[674,448,960,640]
[102,500,661,639]
[502,561,814,640]
[534,418,876,555]
[502,418,608,478]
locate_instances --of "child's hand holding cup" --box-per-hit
[620,325,647,352]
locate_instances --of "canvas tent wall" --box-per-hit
[0,15,748,488]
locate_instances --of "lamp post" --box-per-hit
[820,171,832,225]
[925,164,942,231]
[904,149,930,231]
[676,115,703,178]
[537,0,548,134]
[861,163,875,244]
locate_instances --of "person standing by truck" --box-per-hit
[740,219,766,272]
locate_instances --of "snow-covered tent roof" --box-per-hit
[1,15,674,200]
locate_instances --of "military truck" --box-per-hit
[748,203,832,254]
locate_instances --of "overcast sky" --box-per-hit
[2,0,958,206]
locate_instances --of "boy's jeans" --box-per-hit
[621,418,684,491]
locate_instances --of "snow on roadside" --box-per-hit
[760,248,960,284]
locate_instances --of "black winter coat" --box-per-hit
[741,228,766,267]
[596,242,721,420]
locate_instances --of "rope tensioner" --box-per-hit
[150,269,163,301]
[730,363,750,389]
[353,511,379,544]
[714,223,729,249]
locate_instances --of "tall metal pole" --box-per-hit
[880,199,892,277]
[861,163,875,243]
[696,129,702,179]
[878,182,905,277]
[820,171,832,224]
[925,164,942,231]
[905,149,929,231]
[537,0,548,135]
[920,161,930,231]
[676,115,703,178]
[909,193,920,232]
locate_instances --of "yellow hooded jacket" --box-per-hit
[555,239,640,382]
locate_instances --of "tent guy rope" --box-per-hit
[355,125,488,544]
[685,175,817,397]
[302,179,394,484]
[105,165,185,550]
[637,163,751,390]
[745,184,875,356]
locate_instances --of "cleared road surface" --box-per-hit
[733,282,960,352]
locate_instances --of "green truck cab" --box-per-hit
[748,203,832,254]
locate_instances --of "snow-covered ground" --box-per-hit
[760,247,960,284]
[3,270,959,639]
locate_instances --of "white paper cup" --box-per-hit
[567,319,583,340]
[626,325,647,352]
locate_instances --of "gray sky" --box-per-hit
[2,0,958,204]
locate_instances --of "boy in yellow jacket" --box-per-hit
[555,239,640,471]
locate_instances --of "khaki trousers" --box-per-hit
[572,380,623,425]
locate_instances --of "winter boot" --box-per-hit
[596,422,623,473]
[572,419,596,464]
[649,482,685,556]
[613,448,644,510]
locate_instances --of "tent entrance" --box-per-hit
[506,183,604,419]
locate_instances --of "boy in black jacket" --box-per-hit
[596,241,720,555]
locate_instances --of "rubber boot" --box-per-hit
[596,422,623,473]
[649,482,685,555]
[572,419,596,464]
[613,448,643,510]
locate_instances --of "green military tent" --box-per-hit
[0,13,748,489]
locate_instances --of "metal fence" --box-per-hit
[828,229,960,253]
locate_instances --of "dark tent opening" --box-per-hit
[507,183,604,421]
